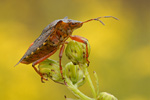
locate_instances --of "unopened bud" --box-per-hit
[98,92,118,100]
[65,40,90,65]
[65,62,85,87]
[38,59,64,84]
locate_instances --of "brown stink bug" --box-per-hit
[15,16,118,82]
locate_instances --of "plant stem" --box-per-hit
[66,78,94,100]
[93,71,99,96]
[83,65,97,99]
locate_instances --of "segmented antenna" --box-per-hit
[82,16,119,25]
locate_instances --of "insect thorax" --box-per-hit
[47,24,72,46]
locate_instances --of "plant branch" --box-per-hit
[66,77,94,100]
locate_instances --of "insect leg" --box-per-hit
[70,35,90,66]
[65,41,69,44]
[59,44,65,79]
[32,49,57,82]
[32,65,47,83]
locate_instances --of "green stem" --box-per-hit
[82,65,97,99]
[66,78,94,100]
[93,71,100,96]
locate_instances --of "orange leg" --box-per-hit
[59,44,65,79]
[70,35,90,66]
[32,49,57,82]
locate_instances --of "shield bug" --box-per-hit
[15,16,118,82]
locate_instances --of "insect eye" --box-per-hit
[71,23,76,26]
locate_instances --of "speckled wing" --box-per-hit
[15,20,61,66]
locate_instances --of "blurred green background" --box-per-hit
[0,0,150,100]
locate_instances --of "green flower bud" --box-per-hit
[65,40,90,66]
[65,62,85,87]
[98,92,118,100]
[38,59,64,84]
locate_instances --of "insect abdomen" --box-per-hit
[20,43,58,64]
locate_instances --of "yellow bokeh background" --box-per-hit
[0,0,150,100]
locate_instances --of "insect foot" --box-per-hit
[65,40,91,66]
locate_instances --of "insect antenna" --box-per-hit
[82,16,119,25]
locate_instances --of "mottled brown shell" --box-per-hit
[15,17,83,66]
